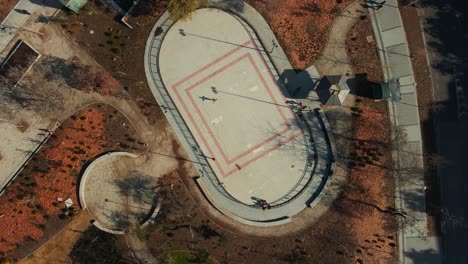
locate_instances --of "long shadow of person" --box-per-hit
[14,9,32,15]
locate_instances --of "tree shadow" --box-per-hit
[404,248,441,264]
[418,0,467,84]
[104,210,130,230]
[112,170,158,204]
[35,14,53,23]
[401,188,426,215]
[252,116,309,159]
[35,56,83,88]
[130,0,166,17]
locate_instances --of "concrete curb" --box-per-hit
[140,198,161,228]
[93,220,125,235]
[143,7,335,227]
[78,151,138,210]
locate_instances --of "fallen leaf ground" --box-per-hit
[0,0,19,22]
[0,104,143,260]
[246,0,353,69]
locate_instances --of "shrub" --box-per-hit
[70,169,78,177]
[120,143,130,149]
[168,0,207,21]
[331,5,341,14]
[110,47,120,54]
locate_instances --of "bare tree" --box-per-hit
[389,126,426,187]
[70,64,94,91]
[1,56,65,116]
[167,0,208,21]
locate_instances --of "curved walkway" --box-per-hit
[144,7,336,226]
[314,0,367,77]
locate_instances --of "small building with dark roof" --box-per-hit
[315,75,350,105]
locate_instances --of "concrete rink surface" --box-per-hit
[160,9,309,204]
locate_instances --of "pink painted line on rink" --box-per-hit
[172,40,253,88]
[185,53,251,165]
[185,53,293,166]
[171,39,305,178]
[172,79,227,176]
[223,130,304,177]
[252,40,305,132]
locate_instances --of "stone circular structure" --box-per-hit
[145,8,335,226]
[79,152,158,233]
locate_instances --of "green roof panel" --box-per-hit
[66,0,88,13]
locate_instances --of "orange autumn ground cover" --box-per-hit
[0,104,143,258]
[343,100,398,263]
[0,0,19,22]
[246,0,353,69]
[0,108,106,254]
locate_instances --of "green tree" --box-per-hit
[168,0,207,21]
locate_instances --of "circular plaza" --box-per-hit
[80,152,158,233]
[145,8,335,226]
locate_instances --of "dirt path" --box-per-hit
[314,0,367,76]
[14,96,178,263]
[18,211,92,264]
[125,228,158,264]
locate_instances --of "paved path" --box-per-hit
[366,0,441,263]
[314,0,367,77]
[144,7,337,226]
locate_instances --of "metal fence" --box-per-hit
[146,16,248,206]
